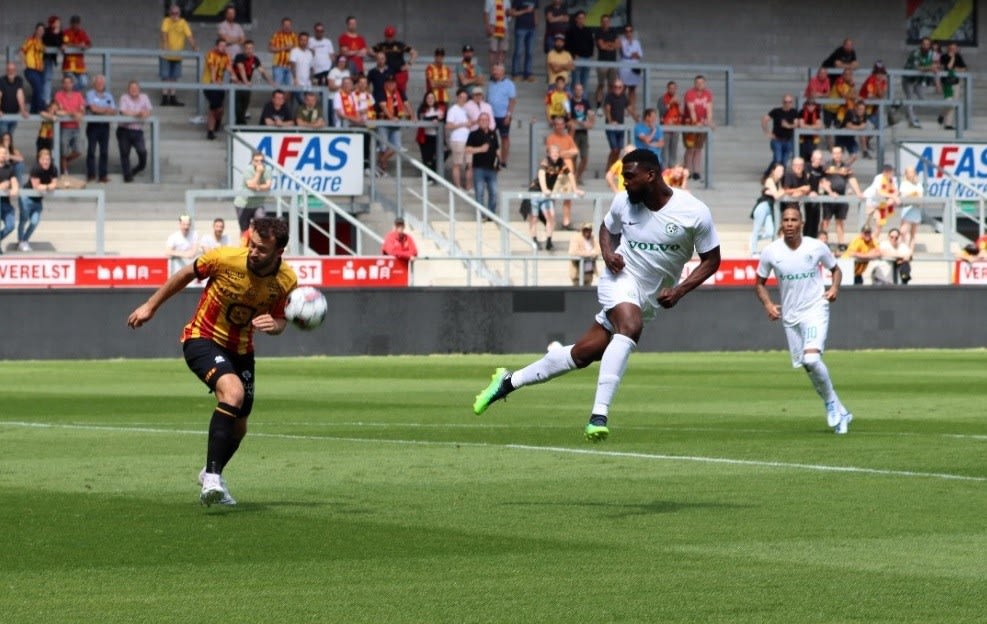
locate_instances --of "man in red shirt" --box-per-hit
[683,74,714,180]
[62,15,92,91]
[53,75,85,173]
[381,216,418,259]
[338,15,368,75]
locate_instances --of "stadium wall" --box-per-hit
[1,1,982,70]
[1,287,984,360]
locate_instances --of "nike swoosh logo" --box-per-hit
[624,221,639,226]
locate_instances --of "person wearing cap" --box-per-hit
[862,164,901,238]
[484,0,510,68]
[843,225,881,284]
[425,48,453,104]
[267,17,298,88]
[546,33,574,85]
[761,93,798,168]
[472,149,721,443]
[464,85,495,131]
[382,216,418,260]
[62,15,91,91]
[457,44,486,91]
[568,221,602,286]
[755,205,853,434]
[373,25,417,100]
[338,16,369,75]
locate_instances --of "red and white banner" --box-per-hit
[683,258,777,287]
[0,256,410,289]
[952,260,987,285]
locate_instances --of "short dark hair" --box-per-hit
[622,148,662,171]
[252,217,290,249]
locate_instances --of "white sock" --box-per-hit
[511,345,577,388]
[592,334,637,417]
[803,353,838,405]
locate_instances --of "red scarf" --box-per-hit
[493,1,506,38]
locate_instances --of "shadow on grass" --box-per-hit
[501,499,750,519]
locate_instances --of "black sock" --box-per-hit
[206,403,242,475]
[589,414,608,427]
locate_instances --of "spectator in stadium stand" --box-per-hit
[782,157,812,217]
[416,91,446,177]
[603,78,632,170]
[233,151,272,233]
[545,115,580,230]
[381,216,418,260]
[294,91,326,129]
[373,25,417,100]
[902,36,936,129]
[465,112,501,218]
[425,48,454,105]
[368,52,393,110]
[0,61,29,138]
[838,98,869,159]
[862,163,900,238]
[62,15,91,91]
[84,74,116,183]
[821,38,859,71]
[594,13,620,113]
[268,17,298,88]
[683,75,713,180]
[288,32,315,104]
[618,24,643,108]
[823,68,855,135]
[750,162,784,257]
[457,44,485,91]
[568,81,595,184]
[803,149,827,238]
[938,41,966,130]
[633,107,663,159]
[259,89,295,128]
[117,81,151,183]
[761,93,798,167]
[543,0,569,54]
[376,75,412,176]
[804,66,831,101]
[859,61,889,123]
[658,80,682,169]
[796,97,823,161]
[465,86,495,131]
[484,0,510,68]
[509,0,537,83]
[309,22,335,88]
[20,23,47,115]
[165,214,200,275]
[327,54,350,125]
[544,75,571,121]
[662,163,690,190]
[332,76,359,128]
[878,228,912,285]
[199,217,230,253]
[53,75,85,175]
[959,233,987,262]
[566,11,596,91]
[203,38,234,141]
[446,88,473,191]
[17,147,58,252]
[604,144,635,193]
[338,16,369,75]
[160,4,197,107]
[546,34,574,86]
[487,64,517,168]
[217,5,245,61]
[569,222,601,286]
[0,145,21,254]
[233,40,275,126]
[843,225,881,285]
[820,145,862,251]
[0,132,25,183]
[41,16,63,107]
[897,166,924,250]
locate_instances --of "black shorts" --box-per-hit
[183,338,255,417]
[204,89,226,111]
[494,116,511,137]
[823,199,849,221]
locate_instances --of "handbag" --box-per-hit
[415,127,426,145]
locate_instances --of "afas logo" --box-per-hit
[255,135,352,171]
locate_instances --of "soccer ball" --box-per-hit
[547,340,563,352]
[285,286,327,330]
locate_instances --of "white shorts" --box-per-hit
[594,268,658,331]
[783,305,830,368]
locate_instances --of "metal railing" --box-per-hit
[0,188,106,254]
[5,45,204,88]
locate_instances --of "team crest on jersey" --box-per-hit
[665,223,679,235]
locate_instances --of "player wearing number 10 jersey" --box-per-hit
[473,149,721,441]
[127,217,297,506]
[755,205,853,434]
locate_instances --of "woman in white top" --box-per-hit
[897,166,924,250]
[618,25,643,107]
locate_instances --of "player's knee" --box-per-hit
[214,374,246,408]
[802,351,821,370]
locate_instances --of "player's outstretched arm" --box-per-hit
[659,246,721,308]
[127,264,197,329]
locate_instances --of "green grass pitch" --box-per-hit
[1,351,985,623]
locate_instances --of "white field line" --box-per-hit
[2,421,985,483]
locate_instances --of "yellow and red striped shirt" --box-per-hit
[426,63,452,103]
[62,27,91,73]
[203,50,231,84]
[21,36,45,72]
[492,0,507,38]
[268,31,298,68]
[182,247,297,355]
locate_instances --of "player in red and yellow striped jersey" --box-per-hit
[268,17,298,87]
[127,217,298,507]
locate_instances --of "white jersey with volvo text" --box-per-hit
[602,188,720,299]
[756,236,837,325]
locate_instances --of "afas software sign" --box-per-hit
[232,131,365,196]
[899,142,987,198]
